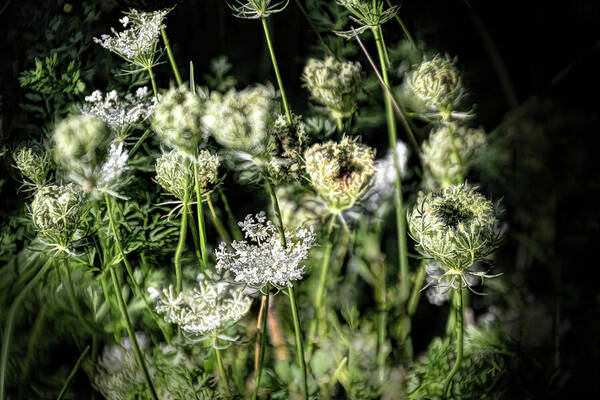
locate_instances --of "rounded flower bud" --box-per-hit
[407,184,502,271]
[152,86,205,153]
[302,57,362,119]
[406,56,463,111]
[53,115,111,179]
[267,113,307,183]
[155,149,220,200]
[13,145,50,186]
[422,125,487,187]
[203,84,277,155]
[304,136,376,211]
[30,184,84,246]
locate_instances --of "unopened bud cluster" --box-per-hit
[13,146,50,186]
[155,149,219,200]
[203,84,277,155]
[408,184,502,271]
[152,86,206,153]
[302,57,362,119]
[406,56,463,111]
[304,137,376,211]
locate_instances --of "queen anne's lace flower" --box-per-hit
[215,212,317,289]
[304,136,376,211]
[406,56,464,112]
[422,125,486,187]
[150,275,252,340]
[302,57,362,119]
[229,0,289,19]
[30,184,84,247]
[81,87,157,138]
[94,9,166,68]
[152,86,206,154]
[203,84,278,156]
[335,0,398,37]
[13,145,50,187]
[408,184,502,272]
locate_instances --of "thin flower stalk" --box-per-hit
[104,194,159,399]
[292,0,338,60]
[194,159,208,271]
[160,26,182,86]
[56,345,90,400]
[252,286,270,400]
[174,176,190,293]
[215,347,232,396]
[443,288,464,398]
[264,179,309,400]
[207,197,232,243]
[372,25,410,305]
[261,17,292,125]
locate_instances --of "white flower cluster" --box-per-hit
[94,333,153,400]
[94,9,166,67]
[149,276,252,339]
[82,87,157,137]
[203,84,278,156]
[215,212,317,289]
[96,141,130,195]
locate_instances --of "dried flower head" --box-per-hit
[302,57,362,120]
[422,125,487,187]
[152,86,206,154]
[203,84,278,156]
[150,275,252,342]
[228,0,289,19]
[94,9,166,69]
[30,184,84,247]
[215,212,317,290]
[408,184,503,272]
[406,56,464,112]
[304,136,376,211]
[13,145,50,187]
[81,87,157,139]
[267,113,307,183]
[155,149,219,201]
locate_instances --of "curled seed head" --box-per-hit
[30,184,84,245]
[406,56,463,110]
[13,145,50,186]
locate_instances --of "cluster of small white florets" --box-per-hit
[81,87,157,137]
[215,212,317,289]
[94,9,166,67]
[203,84,278,156]
[96,141,130,195]
[149,275,252,340]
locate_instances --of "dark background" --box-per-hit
[1,0,599,398]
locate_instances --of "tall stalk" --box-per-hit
[62,257,94,335]
[261,17,292,124]
[194,159,208,271]
[0,258,53,400]
[173,177,190,293]
[307,215,336,355]
[207,197,232,243]
[146,66,159,99]
[215,347,232,396]
[376,260,387,382]
[252,287,270,400]
[443,288,464,398]
[264,179,309,400]
[104,195,159,400]
[372,25,410,304]
[161,26,183,86]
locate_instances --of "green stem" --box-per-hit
[109,266,159,400]
[62,258,94,335]
[385,0,417,51]
[376,261,387,382]
[161,26,183,86]
[336,117,343,133]
[194,161,208,270]
[129,129,151,158]
[292,0,339,60]
[219,189,242,240]
[288,286,309,400]
[407,260,427,316]
[307,216,336,355]
[207,197,232,243]
[0,258,53,400]
[56,345,90,400]
[187,211,203,262]
[261,17,292,124]
[264,179,308,399]
[146,66,159,99]
[104,195,172,343]
[372,26,410,304]
[443,289,464,398]
[174,182,190,294]
[215,347,231,396]
[252,290,269,400]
